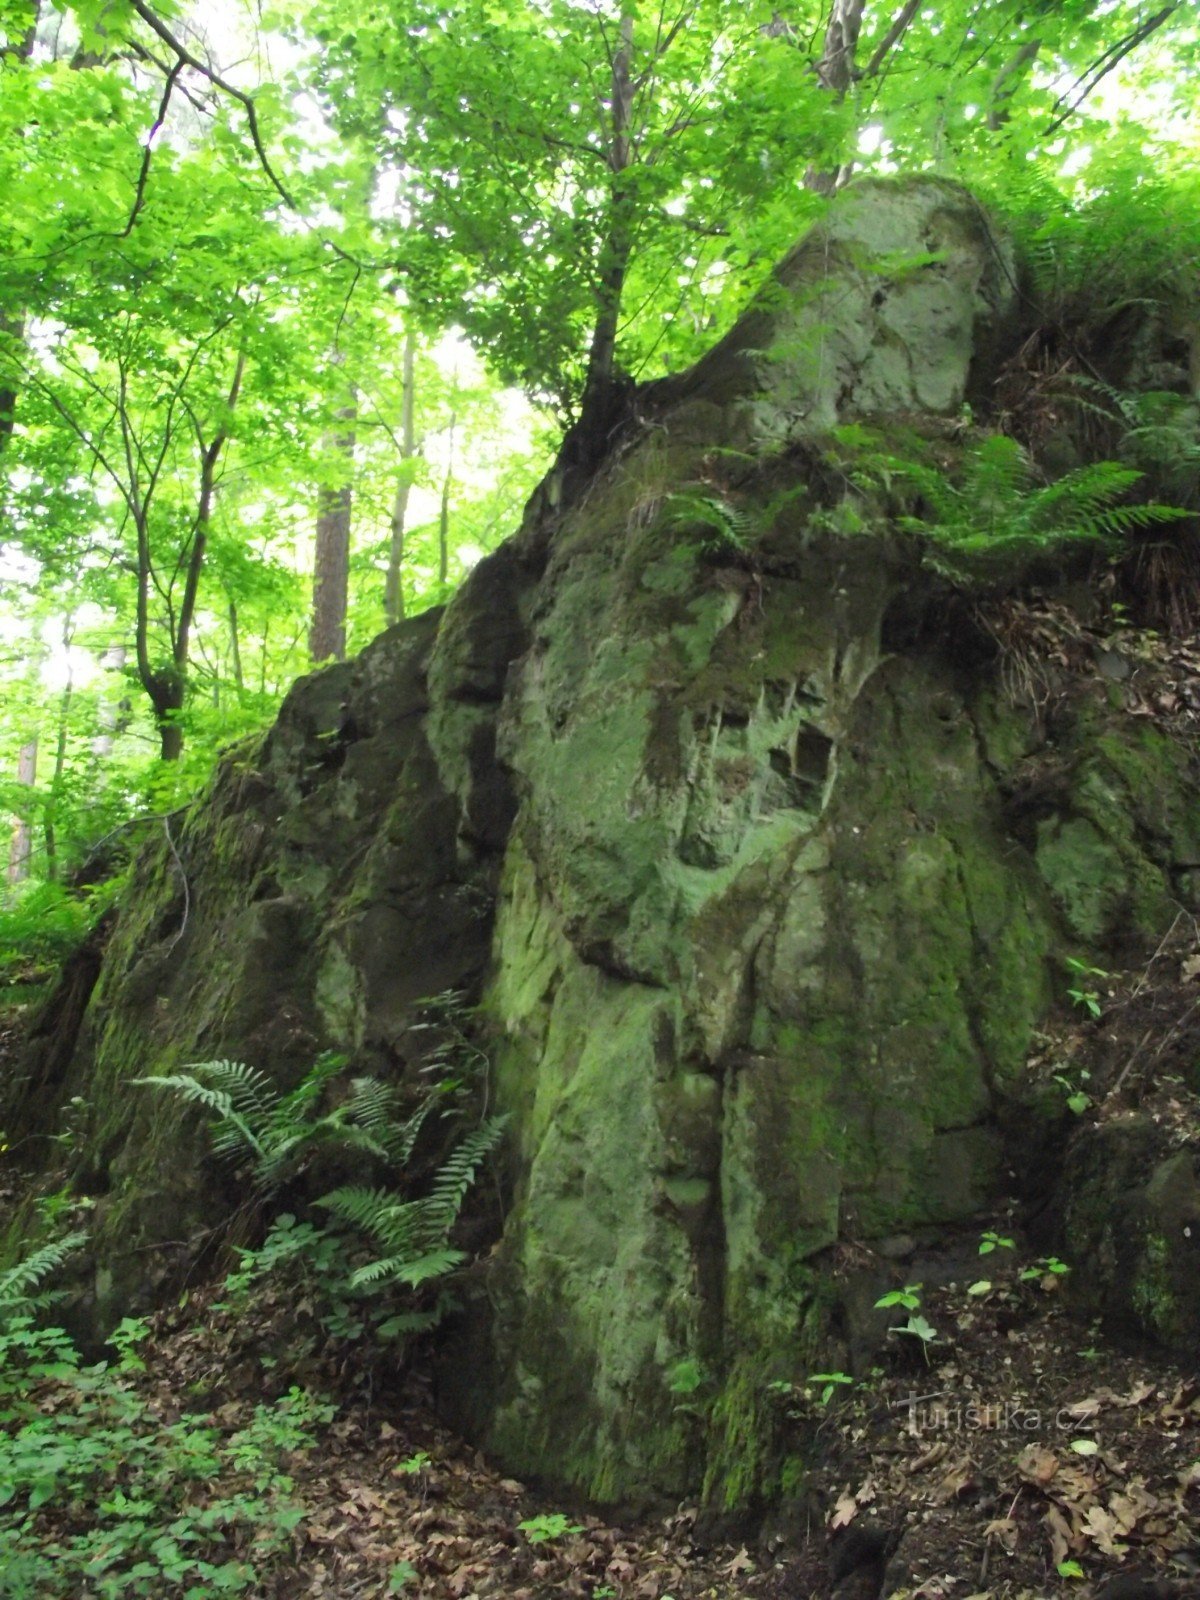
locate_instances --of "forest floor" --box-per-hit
[120,1258,1200,1600]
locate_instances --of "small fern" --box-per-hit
[0,1232,87,1317]
[141,1025,507,1348]
[136,1053,394,1193]
[667,488,758,552]
[319,1114,507,1294]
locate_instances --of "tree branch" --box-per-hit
[863,0,920,80]
[1044,3,1179,137]
[119,55,183,237]
[125,0,299,212]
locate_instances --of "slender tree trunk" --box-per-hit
[310,360,357,664]
[43,662,73,884]
[384,327,418,627]
[0,8,41,463]
[805,0,866,194]
[130,343,245,761]
[986,39,1041,129]
[579,8,635,438]
[92,644,127,759]
[7,736,37,886]
[438,410,457,592]
[228,599,244,691]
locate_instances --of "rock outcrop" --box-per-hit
[9,177,1200,1512]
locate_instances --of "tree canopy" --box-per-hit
[1,0,1197,881]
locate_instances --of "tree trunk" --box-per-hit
[7,736,37,886]
[310,380,358,664]
[805,0,866,194]
[92,644,128,759]
[0,7,41,462]
[578,9,635,441]
[384,327,418,627]
[438,410,456,593]
[121,338,244,762]
[986,39,1041,130]
[43,668,73,884]
[227,600,244,691]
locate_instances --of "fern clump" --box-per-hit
[140,1011,505,1350]
[839,428,1189,578]
[0,1232,87,1327]
[135,1052,402,1194]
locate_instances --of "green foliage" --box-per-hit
[1020,1256,1071,1283]
[1065,957,1108,1021]
[136,1051,400,1194]
[666,489,757,554]
[317,1115,507,1297]
[842,429,1190,578]
[874,1284,923,1313]
[805,1371,854,1406]
[0,1318,326,1598]
[0,881,110,993]
[666,1358,706,1396]
[518,1512,583,1545]
[142,1030,506,1349]
[0,1233,86,1323]
[978,1231,1015,1256]
[875,1284,938,1350]
[0,1233,327,1597]
[1053,1069,1093,1115]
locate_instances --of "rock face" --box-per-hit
[10,178,1200,1510]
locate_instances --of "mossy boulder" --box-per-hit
[9,176,1200,1508]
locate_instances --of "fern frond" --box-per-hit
[135,1073,265,1161]
[0,1232,87,1308]
[273,1052,346,1128]
[349,1248,465,1290]
[425,1117,507,1229]
[316,1186,427,1252]
[186,1060,277,1123]
[343,1076,399,1132]
[376,1308,442,1338]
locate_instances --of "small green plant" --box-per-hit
[389,1561,420,1592]
[1020,1255,1070,1282]
[395,1451,431,1476]
[806,1371,854,1405]
[519,1512,583,1544]
[875,1284,938,1352]
[666,1358,706,1395]
[832,426,1189,578]
[0,1231,87,1323]
[666,487,757,554]
[1053,1068,1093,1114]
[875,1283,923,1312]
[1064,957,1108,1020]
[1058,1558,1086,1579]
[978,1231,1015,1255]
[0,1238,327,1598]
